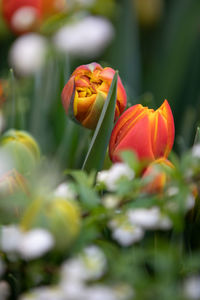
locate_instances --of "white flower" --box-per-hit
[109,217,144,247]
[60,279,86,300]
[11,7,38,33]
[127,207,172,230]
[0,225,23,253]
[185,194,195,210]
[61,246,106,284]
[82,285,117,300]
[18,229,54,260]
[0,281,10,300]
[54,16,114,58]
[97,163,134,191]
[184,276,200,300]
[102,195,121,209]
[9,34,48,76]
[167,186,179,197]
[192,144,200,158]
[20,286,64,300]
[54,182,76,199]
[81,246,107,280]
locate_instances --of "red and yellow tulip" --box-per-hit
[61,62,127,129]
[109,100,175,162]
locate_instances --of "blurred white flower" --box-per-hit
[97,163,134,191]
[82,285,117,300]
[184,276,200,300]
[54,16,114,58]
[20,286,64,300]
[60,279,86,299]
[9,34,48,76]
[81,246,107,280]
[109,217,144,247]
[61,245,106,284]
[192,144,200,158]
[0,225,23,253]
[0,281,10,300]
[18,229,54,260]
[102,195,121,209]
[186,194,195,210]
[127,207,172,230]
[11,7,38,33]
[167,186,179,197]
[54,182,76,199]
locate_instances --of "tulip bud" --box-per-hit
[2,0,42,35]
[0,130,40,176]
[61,62,127,129]
[109,100,175,163]
[142,158,174,194]
[21,196,80,251]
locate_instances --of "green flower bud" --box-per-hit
[21,196,81,251]
[0,129,40,176]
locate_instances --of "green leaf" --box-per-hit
[194,126,200,145]
[82,72,118,173]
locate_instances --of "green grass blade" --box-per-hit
[82,72,118,172]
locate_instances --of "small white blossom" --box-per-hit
[0,281,10,300]
[102,195,121,209]
[54,16,114,59]
[109,217,144,247]
[61,246,106,284]
[18,229,54,260]
[11,7,38,33]
[192,144,200,158]
[82,285,117,300]
[0,225,23,253]
[167,186,179,197]
[9,34,48,76]
[186,194,195,210]
[20,286,64,300]
[128,207,172,230]
[184,276,200,300]
[97,163,134,191]
[60,279,86,299]
[54,182,76,199]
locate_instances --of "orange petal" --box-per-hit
[158,100,175,157]
[109,114,154,162]
[61,75,75,114]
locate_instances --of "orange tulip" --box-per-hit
[109,100,175,162]
[61,62,127,129]
[142,158,174,194]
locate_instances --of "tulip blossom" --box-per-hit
[61,62,127,129]
[109,100,174,162]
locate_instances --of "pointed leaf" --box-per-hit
[82,72,118,172]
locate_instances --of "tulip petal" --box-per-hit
[82,91,106,129]
[150,111,169,158]
[100,67,127,113]
[110,114,155,162]
[158,100,175,157]
[61,75,75,115]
